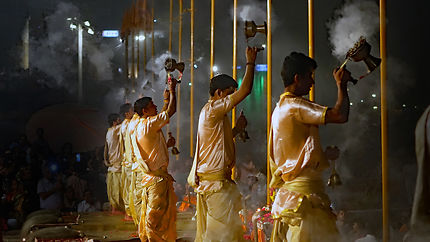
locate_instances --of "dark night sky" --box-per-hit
[1,0,429,218]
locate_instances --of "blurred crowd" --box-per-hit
[0,128,106,231]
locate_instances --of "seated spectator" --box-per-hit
[351,220,377,242]
[77,190,101,213]
[66,169,87,201]
[37,166,63,210]
[63,186,78,212]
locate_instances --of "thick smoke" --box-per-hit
[327,0,380,59]
[30,2,115,90]
[237,2,266,23]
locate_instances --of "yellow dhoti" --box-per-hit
[270,176,339,242]
[195,180,243,242]
[106,171,123,210]
[121,165,132,216]
[129,170,144,225]
[138,174,177,242]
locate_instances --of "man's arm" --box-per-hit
[103,140,110,167]
[325,67,351,123]
[161,89,170,112]
[230,47,258,106]
[166,78,177,117]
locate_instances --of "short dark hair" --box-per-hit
[119,103,132,118]
[134,97,152,116]
[107,113,120,127]
[209,74,238,96]
[281,52,317,87]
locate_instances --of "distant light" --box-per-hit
[188,82,192,86]
[70,23,77,30]
[360,99,364,103]
[118,68,123,73]
[350,102,353,106]
[402,104,406,107]
[87,28,94,35]
[256,64,267,72]
[193,64,198,69]
[262,44,266,48]
[84,21,90,27]
[153,19,157,23]
[212,65,218,72]
[102,30,119,38]
[372,94,377,98]
[138,35,145,41]
[50,164,58,172]
[373,106,378,110]
[66,17,72,21]
[237,65,242,70]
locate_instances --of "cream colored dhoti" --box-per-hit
[138,174,177,242]
[270,176,339,242]
[195,180,243,242]
[106,171,123,210]
[121,165,132,216]
[129,171,144,225]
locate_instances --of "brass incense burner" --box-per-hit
[326,145,342,188]
[164,58,184,84]
[244,20,267,39]
[167,132,180,155]
[340,36,381,84]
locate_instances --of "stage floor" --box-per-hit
[2,211,196,241]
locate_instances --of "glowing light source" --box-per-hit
[84,21,90,27]
[372,94,377,98]
[66,17,72,21]
[350,102,353,106]
[373,106,378,110]
[138,35,145,41]
[256,64,267,72]
[193,64,198,69]
[154,19,157,23]
[70,23,77,30]
[402,104,406,107]
[87,28,94,35]
[102,30,119,38]
[262,44,266,48]
[188,82,192,86]
[212,65,218,72]
[360,99,364,103]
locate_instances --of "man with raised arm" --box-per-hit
[188,47,259,242]
[269,52,352,242]
[133,78,178,241]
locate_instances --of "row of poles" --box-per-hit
[121,0,388,241]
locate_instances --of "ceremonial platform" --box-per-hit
[2,211,196,241]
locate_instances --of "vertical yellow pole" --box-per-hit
[210,0,215,79]
[190,0,194,157]
[266,0,272,205]
[137,31,140,80]
[308,0,315,101]
[143,31,147,75]
[177,0,183,160]
[131,31,136,91]
[232,0,237,127]
[169,0,173,53]
[125,35,129,81]
[380,0,388,241]
[231,0,237,180]
[151,6,155,82]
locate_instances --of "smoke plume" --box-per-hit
[327,0,380,59]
